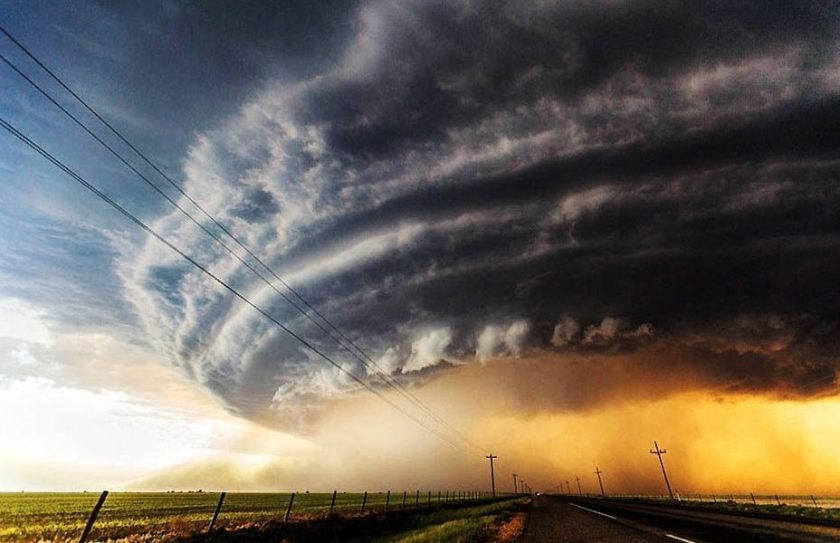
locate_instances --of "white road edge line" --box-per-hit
[665,534,697,543]
[567,502,618,520]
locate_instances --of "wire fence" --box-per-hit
[0,489,518,543]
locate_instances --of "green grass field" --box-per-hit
[0,491,488,542]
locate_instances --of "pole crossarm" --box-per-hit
[486,454,497,497]
[594,467,605,496]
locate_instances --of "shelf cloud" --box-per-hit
[100,0,840,430]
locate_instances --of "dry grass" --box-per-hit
[488,511,527,542]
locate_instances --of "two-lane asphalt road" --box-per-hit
[523,497,668,542]
[522,496,840,543]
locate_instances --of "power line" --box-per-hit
[0,26,487,455]
[0,115,477,456]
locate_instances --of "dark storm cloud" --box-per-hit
[118,0,840,428]
[295,0,839,158]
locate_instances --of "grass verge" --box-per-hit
[370,498,528,543]
[177,497,529,543]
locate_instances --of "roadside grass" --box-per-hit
[371,498,528,543]
[691,501,840,521]
[601,496,840,523]
[170,497,528,543]
[375,515,495,543]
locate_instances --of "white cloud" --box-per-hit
[476,325,503,363]
[476,320,530,362]
[0,298,52,346]
[404,327,452,373]
[504,320,530,357]
[373,346,403,375]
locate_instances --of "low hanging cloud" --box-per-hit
[581,317,655,346]
[476,320,531,362]
[93,0,840,431]
[404,327,453,373]
[551,316,580,347]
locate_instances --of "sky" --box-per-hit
[1,0,840,494]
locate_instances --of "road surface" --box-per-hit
[522,496,840,543]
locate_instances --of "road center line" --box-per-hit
[665,534,697,543]
[567,502,618,520]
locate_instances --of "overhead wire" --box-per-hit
[0,24,487,455]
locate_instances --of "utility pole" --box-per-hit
[512,473,518,495]
[486,454,497,497]
[565,480,571,494]
[650,441,674,499]
[575,476,582,495]
[594,467,605,496]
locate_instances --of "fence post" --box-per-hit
[402,490,407,508]
[329,490,337,515]
[445,490,449,502]
[207,492,226,532]
[284,492,296,523]
[437,490,441,503]
[427,490,431,507]
[78,490,108,543]
[385,490,390,512]
[415,490,419,507]
[360,491,368,513]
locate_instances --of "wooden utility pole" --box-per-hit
[594,467,605,496]
[575,476,582,495]
[512,473,518,495]
[650,441,674,499]
[486,454,497,497]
